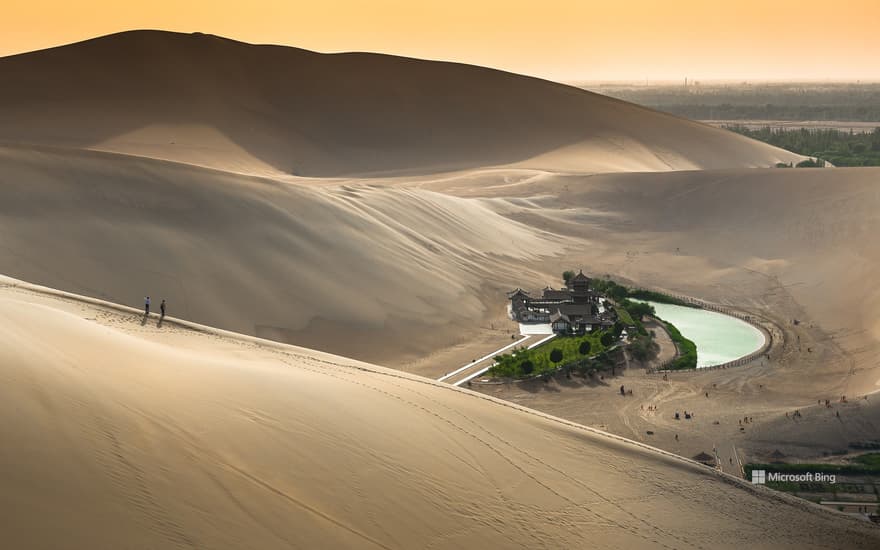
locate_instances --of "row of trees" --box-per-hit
[589,275,693,368]
[727,126,880,167]
[588,82,880,122]
[657,104,880,122]
[489,330,617,379]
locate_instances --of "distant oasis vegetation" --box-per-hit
[587,82,880,123]
[726,126,880,167]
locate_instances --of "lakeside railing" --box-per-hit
[641,289,778,375]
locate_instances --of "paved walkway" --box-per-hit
[439,333,556,386]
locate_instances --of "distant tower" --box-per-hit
[568,270,594,304]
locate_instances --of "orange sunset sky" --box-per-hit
[4,0,880,82]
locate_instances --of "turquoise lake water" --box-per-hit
[641,301,766,368]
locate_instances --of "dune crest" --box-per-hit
[0,30,802,176]
[0,145,563,365]
[93,123,284,176]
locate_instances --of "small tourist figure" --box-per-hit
[144,296,150,315]
[160,299,166,318]
[620,385,625,396]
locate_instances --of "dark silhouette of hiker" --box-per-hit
[160,299,166,318]
[144,296,150,315]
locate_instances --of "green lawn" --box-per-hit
[489,331,610,378]
[852,453,880,469]
[615,306,635,326]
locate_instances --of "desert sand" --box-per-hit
[2,30,880,548]
[425,167,880,474]
[1,275,878,549]
[0,30,802,177]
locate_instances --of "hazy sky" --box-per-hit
[4,1,880,82]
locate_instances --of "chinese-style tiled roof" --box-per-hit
[542,289,573,301]
[550,311,570,323]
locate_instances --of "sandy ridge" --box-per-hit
[1,272,872,529]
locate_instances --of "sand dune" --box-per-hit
[0,30,801,176]
[1,276,877,549]
[429,166,880,395]
[0,145,562,365]
[2,31,880,548]
[2,143,880,389]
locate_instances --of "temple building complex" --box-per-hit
[508,271,617,334]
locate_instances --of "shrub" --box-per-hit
[627,301,656,320]
[520,360,534,375]
[600,332,615,347]
[578,340,592,356]
[663,321,698,370]
[549,348,563,364]
[796,158,823,168]
[628,335,659,361]
[626,290,698,308]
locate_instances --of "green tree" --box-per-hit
[520,360,534,375]
[628,335,659,361]
[600,332,615,347]
[562,270,575,284]
[608,284,628,302]
[796,158,822,168]
[627,302,656,320]
[549,348,564,365]
[578,340,592,356]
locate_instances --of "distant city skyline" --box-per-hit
[5,1,880,83]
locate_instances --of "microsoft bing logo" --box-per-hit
[749,469,835,484]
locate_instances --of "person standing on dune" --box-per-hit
[144,296,150,316]
[160,299,166,318]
